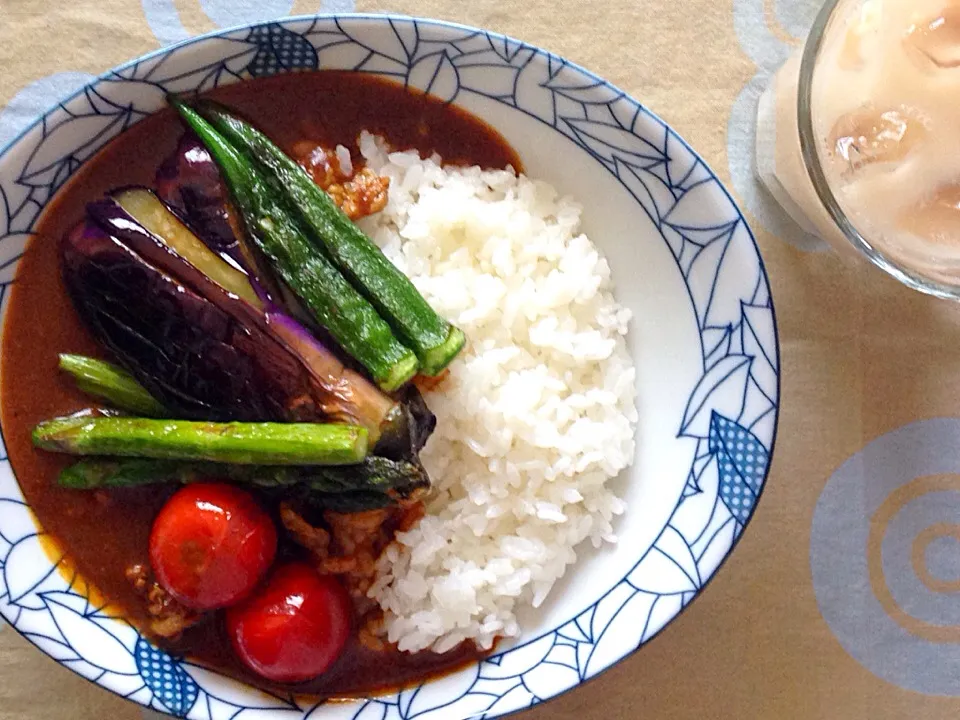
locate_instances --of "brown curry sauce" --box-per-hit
[0,71,522,697]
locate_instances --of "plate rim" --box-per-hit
[0,12,781,719]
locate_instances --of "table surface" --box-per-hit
[3,0,960,718]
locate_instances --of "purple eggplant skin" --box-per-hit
[152,130,442,456]
[155,135,284,302]
[74,197,422,450]
[61,216,348,424]
[156,133,238,257]
[64,199,434,458]
[86,197,267,329]
[260,307,436,455]
[154,141,390,370]
[86,196,396,430]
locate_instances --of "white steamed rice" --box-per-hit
[356,132,638,654]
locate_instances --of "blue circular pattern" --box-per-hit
[925,535,960,584]
[139,0,358,45]
[881,494,960,627]
[0,15,779,719]
[811,418,960,696]
[200,0,296,28]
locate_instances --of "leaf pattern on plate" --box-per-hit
[0,15,778,720]
[627,525,701,594]
[565,118,667,165]
[696,515,739,578]
[5,535,62,609]
[522,652,580,699]
[583,590,655,676]
[680,354,752,439]
[407,52,460,103]
[480,684,537,719]
[245,24,319,76]
[181,663,300,712]
[135,639,199,716]
[710,413,769,524]
[44,594,136,674]
[477,634,553,680]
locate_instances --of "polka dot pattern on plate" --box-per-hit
[709,412,768,524]
[246,24,319,76]
[135,638,199,716]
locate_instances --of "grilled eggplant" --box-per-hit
[62,192,433,453]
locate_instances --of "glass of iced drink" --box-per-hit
[757,0,960,297]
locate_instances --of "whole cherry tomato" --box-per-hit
[149,483,276,610]
[226,562,351,683]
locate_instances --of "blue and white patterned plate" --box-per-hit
[0,14,779,719]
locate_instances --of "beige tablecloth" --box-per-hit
[3,0,960,718]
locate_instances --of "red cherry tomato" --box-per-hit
[226,562,351,683]
[149,483,277,610]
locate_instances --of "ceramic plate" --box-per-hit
[0,14,779,719]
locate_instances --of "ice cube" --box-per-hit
[840,0,885,69]
[828,106,926,173]
[900,185,960,244]
[904,4,960,68]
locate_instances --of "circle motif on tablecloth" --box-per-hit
[140,0,356,45]
[811,418,960,696]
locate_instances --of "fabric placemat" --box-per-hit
[2,1,958,718]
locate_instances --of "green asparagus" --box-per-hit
[301,491,404,513]
[58,354,165,416]
[33,416,367,465]
[58,456,429,511]
[171,99,418,392]
[198,101,466,376]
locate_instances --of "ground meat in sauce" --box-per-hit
[414,369,450,394]
[279,501,425,651]
[125,563,202,639]
[292,142,390,220]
